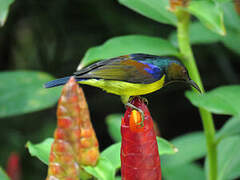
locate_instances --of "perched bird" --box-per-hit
[45,53,201,124]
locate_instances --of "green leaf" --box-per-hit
[217,136,240,180]
[101,143,121,170]
[221,29,240,55]
[217,116,240,142]
[83,157,115,180]
[169,22,221,46]
[118,0,177,26]
[163,163,205,180]
[0,0,14,26]
[0,167,10,180]
[105,114,122,142]
[101,137,176,170]
[215,0,232,2]
[156,137,177,155]
[115,176,121,180]
[0,71,61,118]
[187,0,226,35]
[161,132,206,168]
[217,1,240,55]
[78,35,180,69]
[26,138,54,165]
[186,85,240,116]
[220,1,240,31]
[188,22,221,44]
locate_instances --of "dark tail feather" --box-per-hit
[44,76,71,88]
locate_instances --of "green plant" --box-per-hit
[76,0,240,180]
[1,0,240,180]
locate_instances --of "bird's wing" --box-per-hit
[74,55,163,84]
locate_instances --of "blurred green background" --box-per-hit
[0,0,240,179]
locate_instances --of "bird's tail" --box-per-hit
[44,76,71,88]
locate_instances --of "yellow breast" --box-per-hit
[79,75,165,96]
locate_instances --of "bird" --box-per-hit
[45,53,201,125]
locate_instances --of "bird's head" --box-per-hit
[165,62,201,93]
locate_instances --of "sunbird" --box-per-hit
[45,53,201,124]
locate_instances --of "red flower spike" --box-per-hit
[121,97,161,180]
[46,77,99,180]
[6,152,21,180]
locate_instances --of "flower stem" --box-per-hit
[176,10,217,180]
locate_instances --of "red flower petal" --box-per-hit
[6,152,21,180]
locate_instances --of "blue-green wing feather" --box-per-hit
[74,55,163,84]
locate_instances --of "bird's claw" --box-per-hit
[128,96,148,105]
[141,97,148,105]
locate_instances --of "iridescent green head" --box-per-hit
[165,61,201,93]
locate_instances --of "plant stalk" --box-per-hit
[176,10,217,180]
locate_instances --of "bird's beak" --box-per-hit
[188,79,202,93]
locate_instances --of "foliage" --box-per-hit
[186,85,240,116]
[0,0,14,26]
[1,0,240,179]
[0,167,10,180]
[79,35,179,69]
[105,114,122,142]
[0,71,61,118]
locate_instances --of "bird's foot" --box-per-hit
[141,97,148,105]
[128,96,148,105]
[125,102,144,127]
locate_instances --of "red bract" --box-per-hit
[121,97,161,180]
[6,152,21,180]
[46,77,99,180]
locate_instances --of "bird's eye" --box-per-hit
[182,69,187,75]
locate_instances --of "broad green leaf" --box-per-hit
[187,0,226,35]
[186,85,240,116]
[115,176,121,180]
[78,35,179,69]
[26,138,54,165]
[161,132,206,168]
[101,137,176,170]
[156,137,177,155]
[118,0,177,26]
[215,0,232,2]
[83,157,115,180]
[0,71,61,118]
[221,29,240,55]
[0,0,14,26]
[217,136,240,180]
[101,143,121,170]
[219,1,240,54]
[169,22,221,46]
[163,163,205,180]
[105,114,122,142]
[0,167,10,180]
[217,116,240,142]
[221,1,240,31]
